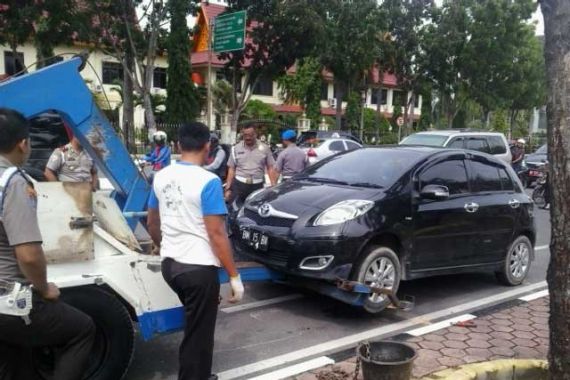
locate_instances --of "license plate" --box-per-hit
[529,170,540,177]
[241,229,269,251]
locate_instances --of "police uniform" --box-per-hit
[46,143,96,182]
[275,143,308,180]
[228,140,275,203]
[0,156,95,380]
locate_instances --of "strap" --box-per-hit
[0,167,22,218]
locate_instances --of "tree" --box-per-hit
[240,99,277,121]
[165,0,199,123]
[277,57,323,124]
[221,0,325,140]
[0,1,35,72]
[319,0,380,130]
[539,1,570,379]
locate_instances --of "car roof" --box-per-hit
[410,130,505,137]
[366,145,508,166]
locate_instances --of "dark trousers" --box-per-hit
[162,258,220,380]
[0,295,95,380]
[231,180,263,205]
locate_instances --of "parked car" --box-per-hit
[298,130,362,145]
[400,130,512,164]
[301,138,362,164]
[232,147,535,313]
[524,144,547,186]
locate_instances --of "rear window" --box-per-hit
[400,134,448,147]
[488,136,507,154]
[469,160,502,192]
[329,141,345,152]
[466,138,491,154]
[499,168,515,191]
[300,139,325,148]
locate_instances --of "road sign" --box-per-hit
[213,10,246,53]
[396,116,404,127]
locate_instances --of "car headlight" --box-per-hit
[313,200,374,226]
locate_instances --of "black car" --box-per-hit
[525,144,548,186]
[232,147,535,313]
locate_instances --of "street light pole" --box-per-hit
[207,17,214,130]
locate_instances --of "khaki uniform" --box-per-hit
[275,144,308,179]
[46,143,95,182]
[228,141,274,203]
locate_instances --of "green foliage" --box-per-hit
[345,92,362,131]
[491,109,509,134]
[277,57,323,124]
[165,0,199,123]
[240,100,277,121]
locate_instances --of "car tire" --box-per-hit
[352,246,401,314]
[496,236,533,286]
[33,286,135,380]
[532,187,547,208]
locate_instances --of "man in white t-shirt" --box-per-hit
[147,122,244,380]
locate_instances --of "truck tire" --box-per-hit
[33,286,135,380]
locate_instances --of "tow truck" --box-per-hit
[0,54,409,379]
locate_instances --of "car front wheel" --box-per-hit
[496,236,533,286]
[352,246,401,314]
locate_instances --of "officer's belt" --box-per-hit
[235,175,264,185]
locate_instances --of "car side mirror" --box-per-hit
[420,185,450,200]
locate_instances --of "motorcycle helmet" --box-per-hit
[153,131,168,145]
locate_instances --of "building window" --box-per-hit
[102,62,123,85]
[371,89,388,105]
[414,94,420,108]
[3,51,25,76]
[253,76,273,96]
[392,90,408,107]
[153,67,167,89]
[321,82,330,100]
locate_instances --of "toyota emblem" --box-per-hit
[258,203,271,218]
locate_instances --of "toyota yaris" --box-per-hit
[231,147,535,313]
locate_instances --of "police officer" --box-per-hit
[225,125,276,204]
[44,136,98,191]
[273,129,307,182]
[204,133,227,180]
[0,108,95,380]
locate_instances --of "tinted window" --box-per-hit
[346,141,360,150]
[400,134,448,147]
[447,138,464,148]
[469,160,502,192]
[298,148,422,188]
[488,136,507,154]
[466,138,491,153]
[329,141,345,152]
[420,160,469,195]
[499,168,514,191]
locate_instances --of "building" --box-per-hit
[191,2,422,131]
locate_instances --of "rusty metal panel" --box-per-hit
[93,193,142,253]
[35,182,94,263]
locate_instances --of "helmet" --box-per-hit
[281,129,296,140]
[153,131,167,144]
[517,138,526,144]
[210,133,219,143]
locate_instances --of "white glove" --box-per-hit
[229,275,244,303]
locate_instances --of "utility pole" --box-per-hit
[207,17,214,130]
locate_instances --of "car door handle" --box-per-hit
[508,199,521,209]
[464,202,479,213]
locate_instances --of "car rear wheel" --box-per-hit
[496,236,533,286]
[352,246,401,314]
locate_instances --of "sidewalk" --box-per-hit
[289,294,549,380]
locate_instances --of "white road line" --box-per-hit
[217,281,547,380]
[519,289,549,302]
[247,356,334,380]
[535,245,549,251]
[221,294,304,314]
[406,314,476,337]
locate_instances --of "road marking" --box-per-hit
[218,281,546,380]
[221,294,304,314]
[535,245,549,251]
[247,356,334,380]
[406,314,476,337]
[519,289,549,302]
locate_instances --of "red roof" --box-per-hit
[191,51,228,68]
[201,2,226,22]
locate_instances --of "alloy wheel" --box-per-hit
[364,257,396,304]
[510,242,530,280]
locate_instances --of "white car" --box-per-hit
[302,138,363,164]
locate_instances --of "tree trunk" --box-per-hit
[122,52,135,152]
[335,83,343,130]
[540,1,570,379]
[143,92,156,135]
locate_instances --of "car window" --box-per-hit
[420,159,469,195]
[499,168,515,191]
[469,160,503,192]
[345,141,360,150]
[447,138,464,148]
[488,136,507,154]
[400,133,448,147]
[329,141,346,152]
[466,138,491,153]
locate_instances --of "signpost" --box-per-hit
[396,116,404,142]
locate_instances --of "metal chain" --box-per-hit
[353,342,370,380]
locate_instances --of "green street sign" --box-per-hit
[213,10,246,53]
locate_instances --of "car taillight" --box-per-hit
[307,148,317,157]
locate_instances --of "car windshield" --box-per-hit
[295,148,422,187]
[535,144,547,154]
[400,134,448,147]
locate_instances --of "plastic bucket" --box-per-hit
[357,340,417,380]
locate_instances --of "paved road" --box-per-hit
[125,206,551,380]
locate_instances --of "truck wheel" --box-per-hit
[352,246,401,314]
[496,236,533,286]
[33,286,135,380]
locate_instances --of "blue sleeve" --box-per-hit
[148,189,159,209]
[157,147,171,166]
[201,177,228,216]
[145,149,157,163]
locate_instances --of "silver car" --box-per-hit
[302,138,362,165]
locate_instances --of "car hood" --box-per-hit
[525,153,547,164]
[247,180,382,215]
